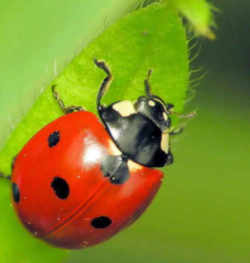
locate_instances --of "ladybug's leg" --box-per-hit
[101,154,130,185]
[0,155,15,180]
[52,85,84,114]
[0,155,16,180]
[177,111,196,119]
[144,69,153,96]
[169,111,196,136]
[94,59,113,110]
[169,127,184,136]
[0,172,11,180]
[170,110,196,120]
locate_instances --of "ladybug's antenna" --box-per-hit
[94,59,113,111]
[144,69,153,97]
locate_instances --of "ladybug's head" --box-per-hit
[134,91,174,132]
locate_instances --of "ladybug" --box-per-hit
[10,60,180,249]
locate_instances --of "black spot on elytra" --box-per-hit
[91,216,112,229]
[12,183,20,203]
[51,177,69,199]
[48,131,60,147]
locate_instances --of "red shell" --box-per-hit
[12,111,163,249]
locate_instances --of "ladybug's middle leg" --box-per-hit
[0,173,11,180]
[52,85,85,114]
[101,154,130,185]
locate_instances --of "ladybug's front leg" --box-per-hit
[169,127,184,136]
[94,59,113,111]
[169,111,196,136]
[52,85,85,114]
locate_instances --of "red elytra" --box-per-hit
[12,111,163,249]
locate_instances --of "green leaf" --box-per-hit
[167,0,216,39]
[0,0,144,148]
[0,2,189,262]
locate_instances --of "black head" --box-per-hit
[133,69,174,131]
[134,94,174,132]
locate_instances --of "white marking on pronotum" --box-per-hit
[113,100,136,117]
[161,132,170,153]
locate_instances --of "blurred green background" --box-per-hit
[1,0,249,262]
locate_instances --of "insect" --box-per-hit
[8,60,186,249]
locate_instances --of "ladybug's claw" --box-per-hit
[52,85,85,114]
